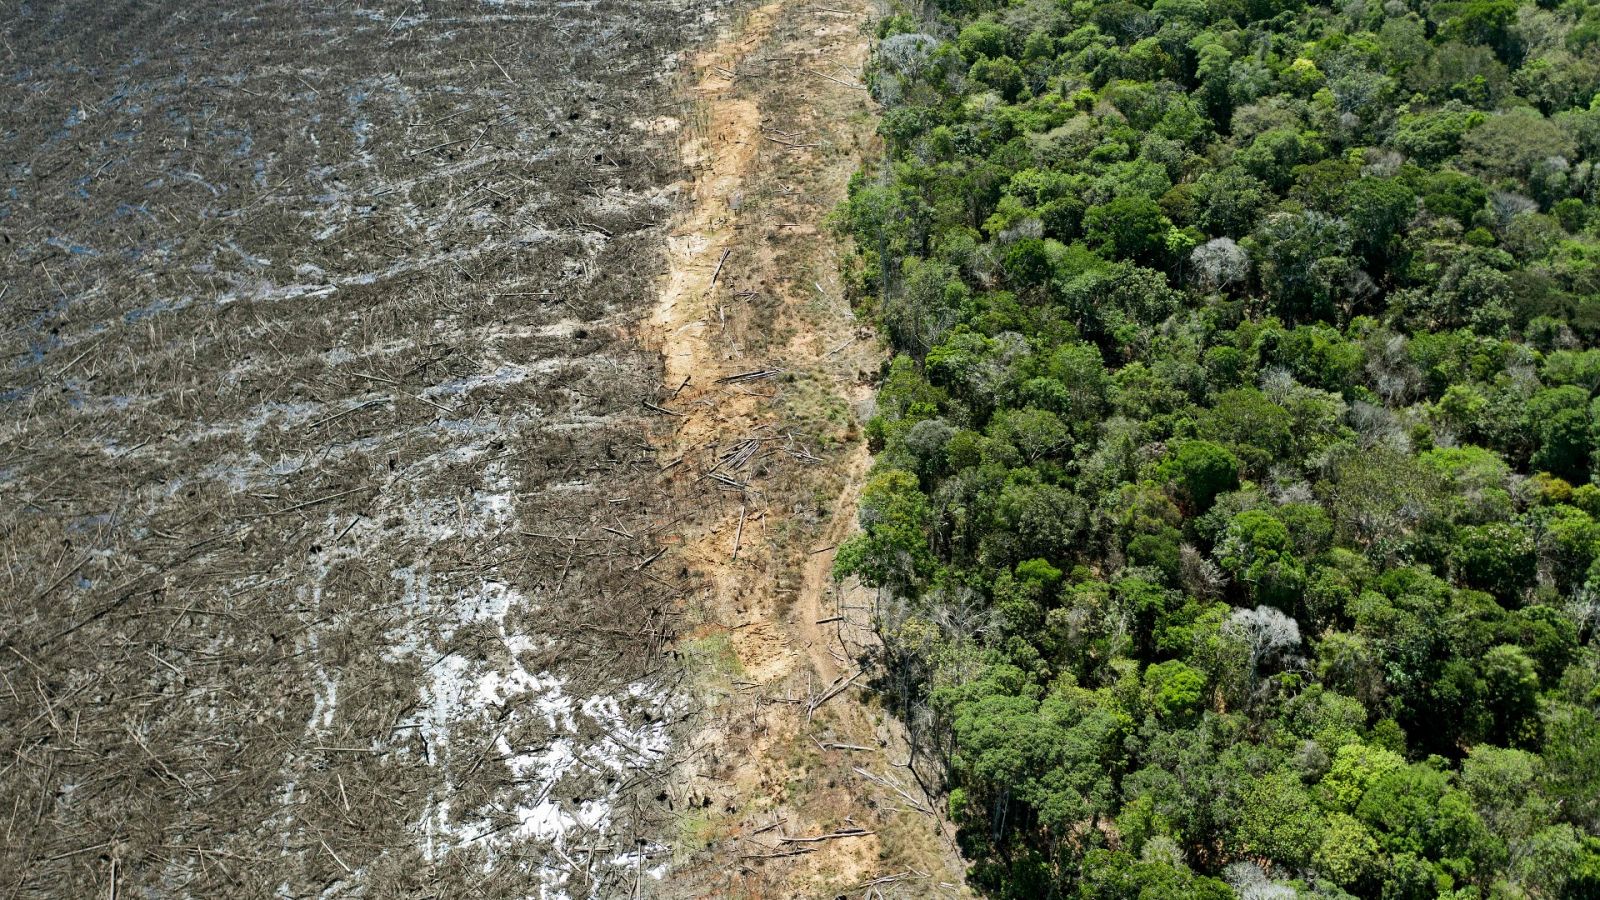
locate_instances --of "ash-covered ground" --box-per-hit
[0,1,728,895]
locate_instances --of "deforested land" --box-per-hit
[1,0,727,895]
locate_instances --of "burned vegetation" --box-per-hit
[0,0,731,895]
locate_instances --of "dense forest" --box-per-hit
[837,0,1600,895]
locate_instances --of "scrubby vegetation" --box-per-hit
[839,0,1600,894]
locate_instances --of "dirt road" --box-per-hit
[644,0,972,895]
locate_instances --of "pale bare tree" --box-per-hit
[1224,605,1301,691]
[1190,237,1250,292]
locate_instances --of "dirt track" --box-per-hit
[643,0,971,894]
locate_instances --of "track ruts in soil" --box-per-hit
[643,0,972,895]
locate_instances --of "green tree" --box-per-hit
[1217,511,1306,609]
[1541,694,1600,832]
[1357,764,1492,868]
[1421,169,1490,224]
[833,469,935,593]
[1156,440,1240,513]
[1084,195,1172,265]
[1142,660,1206,719]
[1315,812,1386,893]
[1393,103,1488,164]
[1462,108,1576,181]
[1199,388,1294,473]
[1237,128,1315,191]
[1248,210,1355,323]
[1345,177,1417,267]
[956,21,1014,61]
[1232,768,1325,867]
[1077,848,1235,899]
[1193,167,1274,238]
[1480,643,1542,747]
[1440,0,1523,65]
[1451,522,1536,602]
[1319,742,1407,812]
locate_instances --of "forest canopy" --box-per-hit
[840,0,1600,894]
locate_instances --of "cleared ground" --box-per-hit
[636,0,972,894]
[0,1,727,896]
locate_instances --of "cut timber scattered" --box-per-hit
[806,669,862,719]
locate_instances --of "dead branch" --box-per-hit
[807,669,862,719]
[738,847,816,859]
[708,248,732,291]
[715,368,783,383]
[777,828,873,843]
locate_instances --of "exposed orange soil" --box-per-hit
[643,0,973,896]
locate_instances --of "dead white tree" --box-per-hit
[1223,605,1301,691]
[1225,862,1298,900]
[1190,237,1250,292]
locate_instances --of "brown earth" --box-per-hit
[642,0,972,895]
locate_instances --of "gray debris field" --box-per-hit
[0,0,726,895]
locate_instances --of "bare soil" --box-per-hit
[641,0,972,895]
